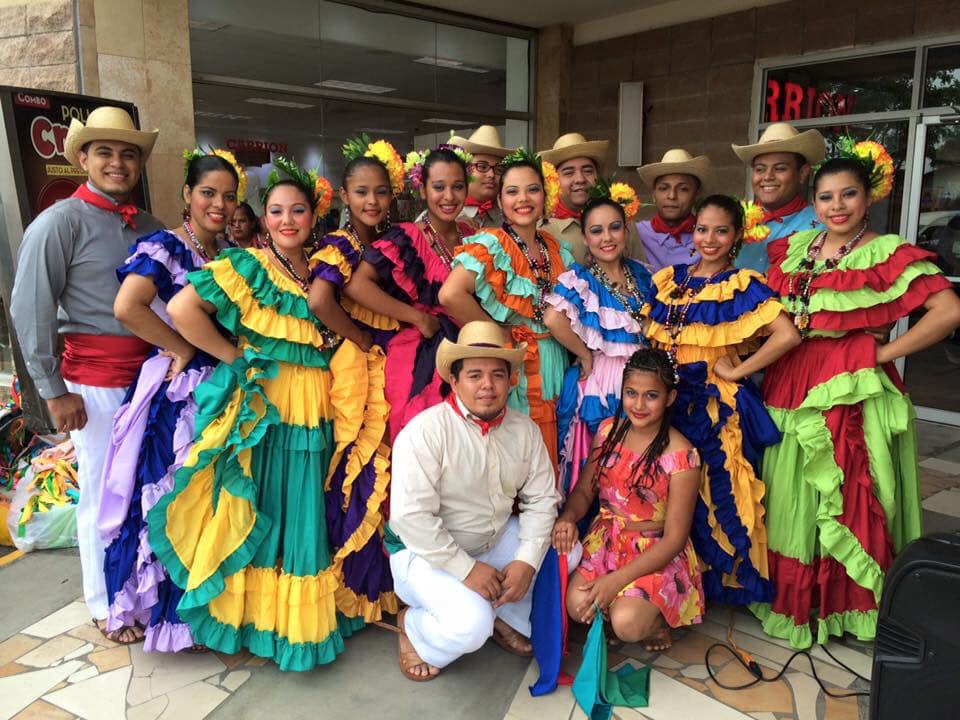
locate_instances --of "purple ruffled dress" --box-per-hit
[97,229,223,651]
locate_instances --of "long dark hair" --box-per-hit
[593,348,677,492]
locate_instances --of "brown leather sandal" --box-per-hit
[397,609,440,682]
[491,619,533,657]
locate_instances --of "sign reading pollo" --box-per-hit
[8,90,147,219]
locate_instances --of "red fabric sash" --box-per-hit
[552,199,581,220]
[445,393,506,436]
[61,333,151,388]
[650,213,695,242]
[465,196,495,218]
[71,183,139,228]
[761,194,807,224]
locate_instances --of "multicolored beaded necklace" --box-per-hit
[504,222,553,323]
[268,237,311,293]
[786,223,867,338]
[182,220,213,262]
[423,217,461,269]
[663,261,731,369]
[588,259,645,326]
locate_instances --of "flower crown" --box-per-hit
[404,144,475,190]
[342,134,405,196]
[263,156,333,216]
[586,177,642,221]
[500,147,560,217]
[823,137,895,202]
[741,200,771,244]
[182,147,246,203]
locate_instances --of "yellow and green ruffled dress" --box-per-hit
[148,247,358,671]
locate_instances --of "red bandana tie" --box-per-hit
[552,199,581,221]
[760,194,807,224]
[71,183,139,228]
[650,213,696,243]
[446,393,505,436]
[465,196,495,219]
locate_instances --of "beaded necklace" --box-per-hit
[504,222,553,323]
[663,261,731,369]
[423,217,461,268]
[786,223,866,338]
[588,259,645,326]
[268,237,311,293]
[183,220,213,262]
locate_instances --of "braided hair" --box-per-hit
[593,348,677,493]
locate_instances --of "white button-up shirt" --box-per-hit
[390,396,560,581]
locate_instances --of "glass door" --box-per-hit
[899,116,960,424]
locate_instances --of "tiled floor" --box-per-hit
[0,420,957,720]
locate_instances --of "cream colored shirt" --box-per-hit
[390,397,560,581]
[541,216,647,265]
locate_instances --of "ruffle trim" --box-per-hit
[546,261,649,354]
[118,230,202,303]
[308,231,362,290]
[645,299,782,349]
[367,223,447,307]
[774,231,909,275]
[750,602,878,649]
[804,274,952,331]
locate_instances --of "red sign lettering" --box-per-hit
[765,79,857,122]
[30,115,69,159]
[226,138,289,154]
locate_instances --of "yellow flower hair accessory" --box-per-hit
[182,147,247,203]
[823,136,895,203]
[404,144,475,190]
[343,134,405,196]
[314,175,333,217]
[741,200,771,244]
[542,159,561,218]
[586,177,644,221]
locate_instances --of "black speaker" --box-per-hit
[869,532,960,719]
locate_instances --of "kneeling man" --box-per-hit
[388,321,570,681]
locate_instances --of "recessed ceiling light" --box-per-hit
[422,118,475,126]
[189,18,228,31]
[195,110,254,121]
[244,97,315,109]
[316,80,395,94]
[413,57,488,73]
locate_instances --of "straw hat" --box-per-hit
[539,133,609,168]
[435,321,527,383]
[64,106,159,169]
[732,122,826,166]
[637,148,712,188]
[448,125,513,158]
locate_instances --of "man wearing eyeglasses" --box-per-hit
[448,125,513,230]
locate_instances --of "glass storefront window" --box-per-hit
[923,44,960,110]
[763,52,914,123]
[189,0,529,113]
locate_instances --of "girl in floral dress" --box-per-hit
[553,348,704,650]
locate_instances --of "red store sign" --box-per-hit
[765,79,857,122]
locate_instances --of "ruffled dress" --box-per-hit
[308,230,398,621]
[452,227,573,474]
[753,231,952,648]
[545,259,652,496]
[578,418,705,628]
[645,265,784,605]
[98,229,221,651]
[148,248,359,671]
[363,221,472,441]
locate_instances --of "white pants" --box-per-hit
[390,516,582,669]
[66,380,127,620]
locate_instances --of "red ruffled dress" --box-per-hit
[754,230,952,648]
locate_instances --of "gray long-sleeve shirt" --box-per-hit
[10,183,164,398]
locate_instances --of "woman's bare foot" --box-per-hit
[643,625,672,652]
[397,609,440,681]
[94,619,144,645]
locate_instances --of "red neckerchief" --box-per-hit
[760,194,807,224]
[445,393,506,436]
[650,213,695,242]
[552,198,581,220]
[465,196,495,218]
[71,183,139,228]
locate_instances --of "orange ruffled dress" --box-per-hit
[578,418,705,628]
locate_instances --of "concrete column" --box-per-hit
[535,24,572,151]
[0,0,80,92]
